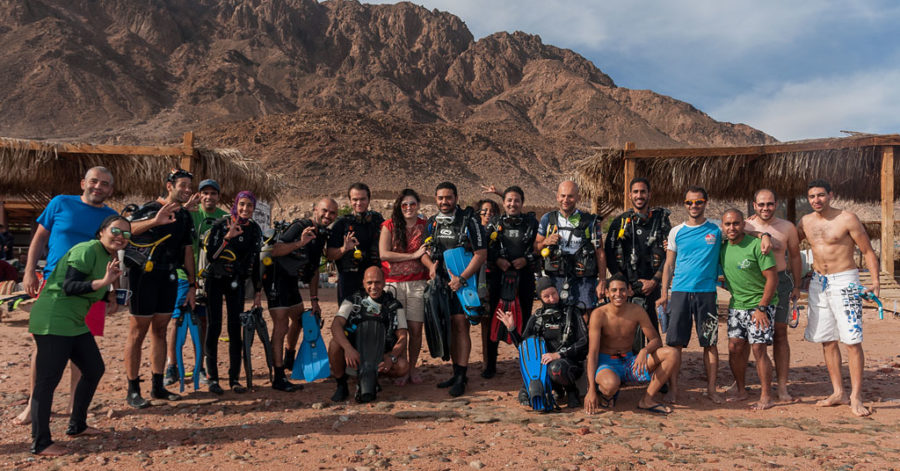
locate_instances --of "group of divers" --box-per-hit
[19,166,881,456]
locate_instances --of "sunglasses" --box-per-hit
[110,227,132,239]
[400,201,418,208]
[683,199,706,206]
[166,168,194,183]
[755,202,776,207]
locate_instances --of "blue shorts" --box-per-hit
[596,352,652,383]
[171,278,207,319]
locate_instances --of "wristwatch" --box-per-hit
[756,305,767,312]
[390,355,398,364]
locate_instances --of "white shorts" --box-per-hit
[805,269,863,345]
[386,280,426,323]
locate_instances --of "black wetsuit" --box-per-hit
[264,219,329,309]
[327,211,384,303]
[202,217,262,384]
[511,304,588,388]
[603,208,671,333]
[127,201,195,316]
[426,207,487,315]
[485,212,539,371]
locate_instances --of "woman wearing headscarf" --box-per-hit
[202,191,263,394]
[28,215,130,455]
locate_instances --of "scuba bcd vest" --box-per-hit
[541,210,600,278]
[344,290,402,352]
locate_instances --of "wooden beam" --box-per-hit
[786,196,796,224]
[1,139,191,157]
[623,142,636,212]
[180,131,195,172]
[880,145,895,275]
[623,134,900,160]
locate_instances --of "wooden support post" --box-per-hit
[623,142,636,212]
[786,196,796,224]
[880,145,895,275]
[181,131,195,172]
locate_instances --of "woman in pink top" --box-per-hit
[379,189,432,385]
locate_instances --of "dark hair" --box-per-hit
[606,272,628,287]
[96,215,130,238]
[753,188,777,202]
[163,168,193,196]
[476,199,500,221]
[390,189,420,251]
[502,185,525,202]
[807,179,832,193]
[435,181,457,197]
[630,177,651,192]
[348,182,371,199]
[722,208,744,220]
[685,185,708,201]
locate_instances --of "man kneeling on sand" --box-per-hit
[584,274,679,415]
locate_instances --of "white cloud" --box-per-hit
[710,68,900,141]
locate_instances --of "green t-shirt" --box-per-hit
[177,206,228,280]
[719,235,778,310]
[29,240,111,336]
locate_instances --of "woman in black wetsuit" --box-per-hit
[202,191,263,394]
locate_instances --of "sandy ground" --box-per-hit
[1,286,899,471]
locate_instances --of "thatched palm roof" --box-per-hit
[0,137,282,205]
[576,134,900,216]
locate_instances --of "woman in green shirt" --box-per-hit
[28,215,129,455]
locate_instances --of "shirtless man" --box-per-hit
[798,179,878,417]
[745,189,802,401]
[585,274,679,415]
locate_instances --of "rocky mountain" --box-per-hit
[0,0,775,205]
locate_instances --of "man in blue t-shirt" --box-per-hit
[15,166,118,425]
[657,186,723,404]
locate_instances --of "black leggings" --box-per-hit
[31,333,105,454]
[205,278,245,383]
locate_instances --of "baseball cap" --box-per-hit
[198,179,220,192]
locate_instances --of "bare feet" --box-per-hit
[849,399,871,417]
[36,443,68,456]
[68,426,104,437]
[777,387,796,402]
[726,389,749,402]
[705,390,725,404]
[409,371,423,385]
[815,392,849,407]
[751,397,774,411]
[663,391,678,404]
[13,407,31,425]
[392,375,409,387]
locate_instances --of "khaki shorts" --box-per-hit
[387,279,426,323]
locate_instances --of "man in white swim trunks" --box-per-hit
[798,179,878,417]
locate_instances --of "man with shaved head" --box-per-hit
[535,180,607,312]
[16,166,118,424]
[744,188,802,401]
[328,266,409,403]
[265,197,338,391]
[279,198,338,374]
[720,208,778,410]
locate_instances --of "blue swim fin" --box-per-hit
[175,306,202,392]
[292,310,330,382]
[443,247,482,325]
[518,336,556,412]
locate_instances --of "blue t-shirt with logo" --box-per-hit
[36,195,118,276]
[668,220,721,293]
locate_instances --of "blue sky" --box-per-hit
[368,1,900,141]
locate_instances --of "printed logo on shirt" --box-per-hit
[738,259,751,270]
[705,233,716,245]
